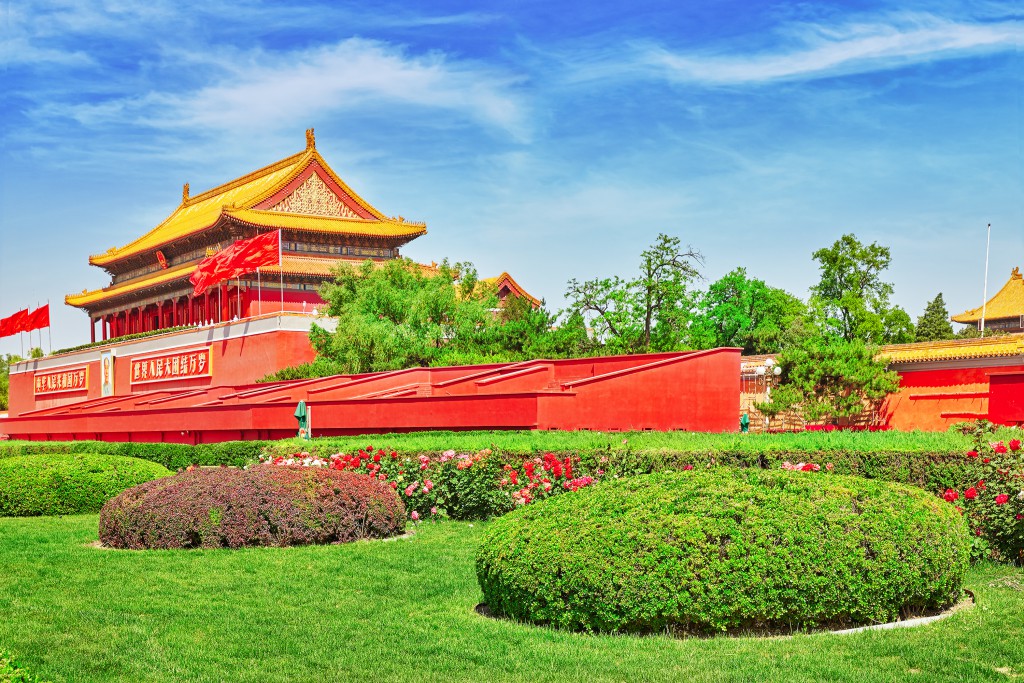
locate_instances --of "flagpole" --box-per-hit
[257,267,262,316]
[237,277,241,319]
[279,229,284,314]
[47,300,51,354]
[980,223,991,338]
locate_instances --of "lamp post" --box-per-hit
[754,357,783,430]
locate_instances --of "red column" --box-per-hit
[91,318,96,344]
[157,302,164,331]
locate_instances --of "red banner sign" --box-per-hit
[131,347,212,384]
[34,367,89,395]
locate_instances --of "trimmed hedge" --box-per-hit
[0,454,171,517]
[0,440,265,471]
[99,466,406,549]
[477,469,971,634]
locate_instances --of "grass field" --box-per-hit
[2,515,1023,682]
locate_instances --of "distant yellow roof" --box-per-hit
[89,134,417,267]
[952,267,1024,323]
[879,333,1024,364]
[479,272,542,307]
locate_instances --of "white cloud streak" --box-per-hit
[30,38,531,141]
[566,13,1023,86]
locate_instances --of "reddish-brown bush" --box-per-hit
[99,465,406,549]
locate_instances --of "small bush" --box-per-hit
[99,466,406,549]
[0,454,171,517]
[477,468,970,634]
[0,650,49,683]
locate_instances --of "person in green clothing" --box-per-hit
[740,412,750,433]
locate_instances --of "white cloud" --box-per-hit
[564,13,1023,86]
[36,38,530,142]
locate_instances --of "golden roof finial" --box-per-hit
[182,183,190,204]
[1012,266,1021,280]
[305,128,316,150]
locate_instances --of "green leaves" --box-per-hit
[810,233,914,344]
[915,293,956,342]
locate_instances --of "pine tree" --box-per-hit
[915,293,955,342]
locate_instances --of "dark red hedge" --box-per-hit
[99,465,406,549]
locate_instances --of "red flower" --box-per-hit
[1010,439,1022,452]
[978,480,986,490]
[983,458,991,464]
[682,464,694,471]
[995,494,1010,505]
[373,453,381,463]
[367,445,374,452]
[967,450,979,459]
[964,487,978,500]
[942,489,959,502]
[993,442,1008,454]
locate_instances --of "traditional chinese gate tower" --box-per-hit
[66,129,427,342]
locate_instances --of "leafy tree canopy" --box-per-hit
[565,233,702,354]
[688,267,808,354]
[915,293,956,342]
[810,233,914,344]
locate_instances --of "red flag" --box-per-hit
[0,315,12,338]
[9,309,29,334]
[26,305,50,332]
[190,232,280,296]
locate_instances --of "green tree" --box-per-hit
[0,354,23,412]
[688,268,808,353]
[915,293,956,342]
[755,336,899,424]
[810,233,914,344]
[565,233,702,353]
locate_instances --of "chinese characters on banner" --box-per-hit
[130,347,212,384]
[34,367,89,395]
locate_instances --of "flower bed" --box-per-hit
[261,447,600,521]
[98,466,405,549]
[0,454,171,517]
[477,468,970,634]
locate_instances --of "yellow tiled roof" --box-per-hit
[879,333,1024,364]
[89,142,412,267]
[952,267,1024,323]
[226,208,426,239]
[480,272,542,306]
[66,263,196,307]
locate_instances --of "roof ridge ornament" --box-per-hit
[305,128,315,150]
[182,183,190,204]
[1012,266,1021,280]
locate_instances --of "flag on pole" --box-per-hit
[190,231,281,296]
[9,309,29,335]
[25,304,50,332]
[0,314,13,338]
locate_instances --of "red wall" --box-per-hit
[882,364,1024,431]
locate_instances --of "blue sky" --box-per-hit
[1,0,1021,353]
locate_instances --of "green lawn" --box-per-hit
[1,515,1023,682]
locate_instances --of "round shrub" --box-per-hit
[0,453,171,517]
[477,468,970,634]
[99,465,406,549]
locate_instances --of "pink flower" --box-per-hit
[995,494,1010,505]
[404,483,417,497]
[430,507,438,515]
[411,510,419,521]
[942,489,959,502]
[825,463,834,471]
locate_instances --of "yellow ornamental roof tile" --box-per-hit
[90,151,309,267]
[879,333,1024,364]
[88,137,416,267]
[225,208,426,239]
[951,267,1024,323]
[66,263,196,307]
